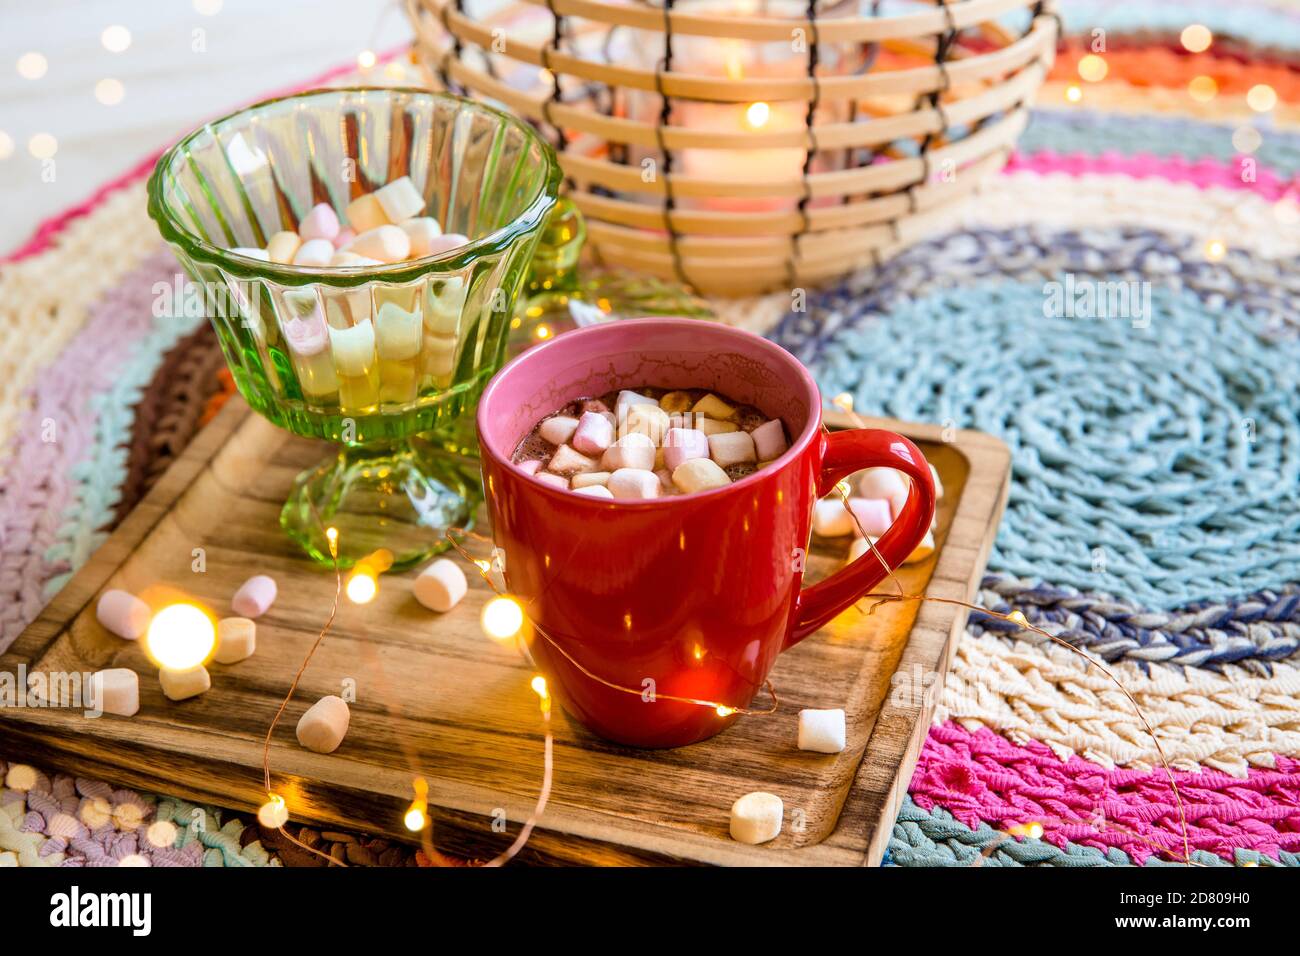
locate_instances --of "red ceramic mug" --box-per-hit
[477,318,935,747]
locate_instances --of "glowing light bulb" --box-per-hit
[1188,76,1217,102]
[530,675,549,700]
[1180,24,1212,53]
[1246,84,1277,113]
[1007,610,1028,627]
[716,705,735,717]
[258,795,288,829]
[835,479,852,498]
[404,805,427,831]
[346,571,377,604]
[0,131,13,160]
[101,25,132,53]
[146,820,179,848]
[745,101,771,129]
[1204,238,1226,262]
[145,603,216,670]
[17,52,48,80]
[833,392,853,412]
[535,324,552,340]
[1076,54,1107,83]
[1232,126,1262,154]
[1065,84,1082,104]
[358,49,377,70]
[27,133,57,159]
[95,78,124,106]
[481,596,524,640]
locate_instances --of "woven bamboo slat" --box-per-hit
[406,0,1058,295]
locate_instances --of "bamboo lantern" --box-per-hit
[405,0,1059,296]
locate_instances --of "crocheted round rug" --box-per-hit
[3,4,1299,865]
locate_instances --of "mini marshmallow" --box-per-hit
[423,233,470,257]
[329,321,377,377]
[375,303,423,361]
[266,230,302,264]
[332,227,355,250]
[425,277,466,335]
[299,203,341,242]
[751,419,788,462]
[293,238,334,268]
[571,411,615,455]
[296,695,350,754]
[670,413,738,436]
[517,459,543,475]
[570,471,611,488]
[400,217,442,258]
[620,403,670,443]
[539,415,580,446]
[607,468,660,499]
[662,427,709,471]
[798,708,846,754]
[615,389,657,420]
[230,246,270,261]
[214,617,256,664]
[691,393,736,421]
[904,530,936,565]
[658,390,693,413]
[930,463,944,500]
[535,472,569,490]
[847,535,878,564]
[329,251,382,268]
[374,176,426,223]
[729,791,782,845]
[573,484,614,499]
[345,193,389,233]
[232,574,277,618]
[847,498,893,537]
[601,433,656,472]
[96,589,151,640]
[414,558,467,612]
[858,467,909,502]
[812,498,854,537]
[159,665,210,702]
[92,668,139,717]
[707,430,756,469]
[548,443,601,475]
[671,458,731,494]
[347,225,411,263]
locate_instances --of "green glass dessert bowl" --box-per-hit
[148,88,561,570]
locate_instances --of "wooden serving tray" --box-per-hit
[1,399,1009,865]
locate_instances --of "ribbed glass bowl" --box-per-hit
[147,88,560,569]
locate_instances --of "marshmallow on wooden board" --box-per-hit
[517,459,542,475]
[232,574,277,618]
[847,498,893,537]
[573,484,614,498]
[662,427,709,471]
[539,415,580,446]
[414,558,467,612]
[751,419,788,462]
[266,231,302,264]
[345,193,389,234]
[91,668,139,717]
[374,176,426,223]
[812,498,854,537]
[601,433,656,472]
[571,411,615,455]
[798,708,846,754]
[293,238,335,268]
[548,443,601,475]
[729,791,782,845]
[400,217,442,258]
[619,403,670,443]
[707,431,756,469]
[904,530,936,565]
[607,468,660,499]
[571,471,611,488]
[535,472,569,490]
[847,535,879,564]
[159,666,210,702]
[214,617,256,664]
[347,225,411,264]
[296,695,350,754]
[691,393,736,421]
[299,202,341,242]
[96,589,151,640]
[671,458,730,494]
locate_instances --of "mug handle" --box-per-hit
[786,428,936,648]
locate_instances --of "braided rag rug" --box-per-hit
[3,4,1300,866]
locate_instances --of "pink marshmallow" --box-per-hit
[232,574,277,618]
[299,203,341,242]
[96,589,151,640]
[847,498,893,538]
[750,419,788,462]
[662,427,709,471]
[517,459,543,475]
[424,233,470,257]
[331,227,356,250]
[572,411,615,455]
[535,472,569,489]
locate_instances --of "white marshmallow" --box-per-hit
[374,176,426,223]
[548,443,600,475]
[422,233,470,257]
[91,668,139,717]
[293,238,334,267]
[614,390,657,420]
[798,708,846,754]
[345,193,389,233]
[671,458,730,494]
[601,433,656,472]
[329,251,382,268]
[414,558,468,612]
[232,574,277,618]
[812,498,854,537]
[375,303,423,361]
[299,202,341,242]
[847,498,893,537]
[329,321,377,377]
[607,468,661,500]
[266,230,302,264]
[858,467,909,502]
[347,225,411,264]
[904,530,936,565]
[619,403,670,443]
[847,535,879,564]
[296,695,350,754]
[535,472,569,490]
[214,617,256,664]
[751,419,788,461]
[425,277,466,335]
[707,431,756,469]
[729,791,782,845]
[539,415,580,446]
[399,217,442,258]
[96,589,151,640]
[230,246,270,262]
[571,411,615,455]
[159,665,210,702]
[570,471,611,489]
[572,484,614,499]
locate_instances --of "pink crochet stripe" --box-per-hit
[910,722,1300,864]
[1006,149,1299,201]
[1,44,411,265]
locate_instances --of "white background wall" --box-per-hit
[0,0,412,253]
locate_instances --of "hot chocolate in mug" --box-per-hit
[477,319,935,747]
